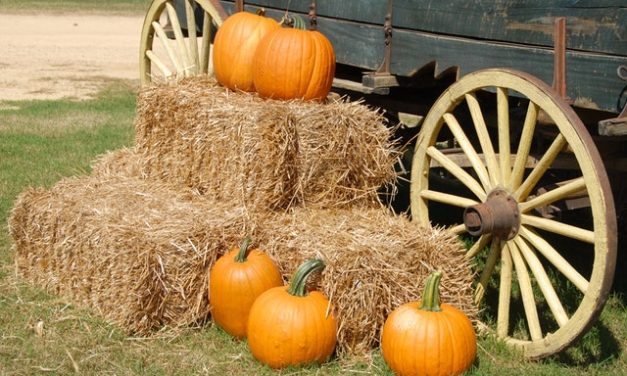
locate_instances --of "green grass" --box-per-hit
[0,0,150,15]
[0,82,136,226]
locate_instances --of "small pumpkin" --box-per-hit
[381,271,476,376]
[212,10,279,92]
[247,258,337,368]
[253,16,335,101]
[209,237,283,339]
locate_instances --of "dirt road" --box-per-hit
[0,13,143,101]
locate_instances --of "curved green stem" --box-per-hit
[419,271,443,312]
[234,237,253,263]
[281,14,307,30]
[287,258,325,297]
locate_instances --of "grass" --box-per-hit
[0,0,150,15]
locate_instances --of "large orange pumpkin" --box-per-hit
[252,17,335,101]
[381,271,476,376]
[209,238,283,339]
[212,11,279,92]
[247,258,337,368]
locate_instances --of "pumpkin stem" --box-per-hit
[234,237,253,263]
[287,258,325,297]
[281,14,307,30]
[419,271,443,312]
[255,8,266,16]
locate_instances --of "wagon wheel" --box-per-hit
[140,0,226,85]
[410,68,616,359]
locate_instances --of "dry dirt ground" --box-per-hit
[0,13,143,101]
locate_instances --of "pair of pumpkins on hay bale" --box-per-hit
[213,10,335,101]
[8,9,477,376]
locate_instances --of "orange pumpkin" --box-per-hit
[381,271,476,376]
[212,11,279,92]
[252,16,335,101]
[209,238,283,339]
[247,258,337,368]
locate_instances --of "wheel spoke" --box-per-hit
[165,2,194,77]
[521,214,595,244]
[519,226,589,293]
[427,146,487,200]
[466,93,501,186]
[514,237,569,327]
[184,0,200,74]
[519,177,587,213]
[200,11,213,74]
[497,87,511,184]
[146,50,173,80]
[497,242,513,338]
[509,101,538,190]
[152,21,185,77]
[420,189,479,208]
[514,134,568,201]
[443,113,492,191]
[141,1,225,83]
[465,234,491,260]
[509,240,543,341]
[449,223,468,235]
[474,237,502,305]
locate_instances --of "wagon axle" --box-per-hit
[463,189,520,240]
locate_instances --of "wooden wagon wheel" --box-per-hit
[140,0,226,85]
[410,68,616,359]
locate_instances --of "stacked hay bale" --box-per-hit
[9,175,250,333]
[257,208,474,355]
[131,77,397,210]
[9,77,475,355]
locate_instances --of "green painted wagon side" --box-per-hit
[220,0,626,113]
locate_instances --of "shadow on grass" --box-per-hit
[550,320,623,367]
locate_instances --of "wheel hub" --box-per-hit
[463,189,520,240]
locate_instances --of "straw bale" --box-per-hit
[135,77,399,211]
[9,175,250,334]
[90,147,143,179]
[10,174,474,353]
[256,207,476,356]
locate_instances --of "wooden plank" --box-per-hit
[221,0,387,24]
[222,0,626,55]
[391,0,626,56]
[598,118,627,136]
[390,27,626,113]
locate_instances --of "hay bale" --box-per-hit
[135,77,399,211]
[90,147,142,179]
[257,207,476,356]
[9,175,250,334]
[10,173,474,354]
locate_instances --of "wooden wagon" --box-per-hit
[138,0,626,359]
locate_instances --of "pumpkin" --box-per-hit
[247,258,337,368]
[209,237,283,339]
[212,11,279,92]
[252,16,335,101]
[381,271,476,376]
